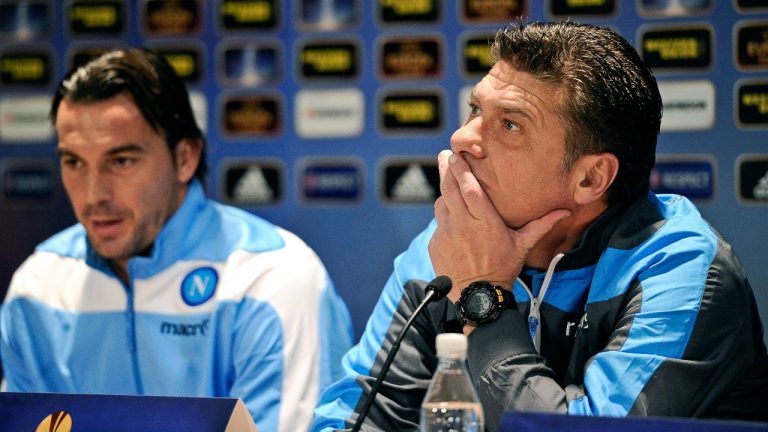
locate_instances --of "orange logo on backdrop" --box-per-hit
[35,411,72,432]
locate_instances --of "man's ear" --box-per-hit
[174,138,202,183]
[571,152,619,205]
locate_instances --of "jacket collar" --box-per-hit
[556,191,663,271]
[85,180,207,280]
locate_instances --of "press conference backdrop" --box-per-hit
[1,0,767,345]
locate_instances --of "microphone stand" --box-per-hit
[350,276,451,432]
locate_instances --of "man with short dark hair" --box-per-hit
[313,22,768,431]
[0,47,353,432]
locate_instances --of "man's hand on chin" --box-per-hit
[429,149,570,303]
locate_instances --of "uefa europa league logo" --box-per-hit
[35,411,72,432]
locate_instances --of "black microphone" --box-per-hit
[351,275,452,432]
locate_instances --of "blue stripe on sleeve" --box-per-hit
[215,298,284,432]
[573,195,717,415]
[318,274,354,392]
[312,220,436,431]
[570,352,665,415]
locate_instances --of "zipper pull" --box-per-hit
[528,314,539,340]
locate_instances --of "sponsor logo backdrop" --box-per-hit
[1,0,768,343]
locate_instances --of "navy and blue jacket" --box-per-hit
[313,192,768,431]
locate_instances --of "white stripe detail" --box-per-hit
[6,252,126,312]
[131,227,328,430]
[254,227,327,432]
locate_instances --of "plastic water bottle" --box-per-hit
[420,333,484,432]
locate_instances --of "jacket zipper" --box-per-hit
[124,266,144,394]
[520,253,564,353]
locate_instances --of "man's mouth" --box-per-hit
[89,217,123,237]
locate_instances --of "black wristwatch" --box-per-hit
[455,281,514,326]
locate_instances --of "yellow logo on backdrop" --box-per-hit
[640,26,711,69]
[380,0,433,15]
[302,49,352,72]
[221,1,272,23]
[1,57,45,80]
[742,92,768,114]
[70,5,118,28]
[165,53,196,78]
[644,38,701,60]
[383,100,435,123]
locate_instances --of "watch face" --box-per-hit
[467,289,494,319]
[457,281,508,326]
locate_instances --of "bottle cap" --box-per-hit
[436,333,468,359]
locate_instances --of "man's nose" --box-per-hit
[85,169,112,205]
[450,117,485,158]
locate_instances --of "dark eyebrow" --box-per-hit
[495,104,533,121]
[57,143,146,158]
[56,147,75,158]
[470,87,534,121]
[104,143,146,156]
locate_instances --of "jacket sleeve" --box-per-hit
[0,296,35,391]
[0,257,49,392]
[312,221,441,432]
[466,222,768,429]
[232,232,354,432]
[466,309,566,431]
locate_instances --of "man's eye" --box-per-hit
[113,157,136,168]
[503,120,519,131]
[61,158,81,169]
[469,104,480,116]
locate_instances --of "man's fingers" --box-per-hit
[448,153,497,220]
[438,150,472,218]
[434,196,448,226]
[438,150,458,196]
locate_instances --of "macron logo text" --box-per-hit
[160,319,210,337]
